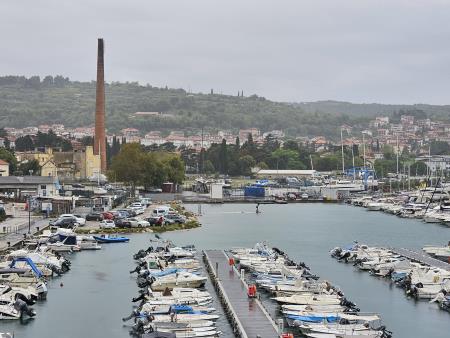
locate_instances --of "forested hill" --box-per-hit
[0,76,449,137]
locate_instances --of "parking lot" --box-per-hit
[78,202,175,231]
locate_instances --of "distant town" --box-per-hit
[1,111,449,180]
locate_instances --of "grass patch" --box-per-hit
[75,227,153,235]
[151,220,201,233]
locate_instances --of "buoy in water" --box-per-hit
[60,283,64,288]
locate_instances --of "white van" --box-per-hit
[152,206,174,217]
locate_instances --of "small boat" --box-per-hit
[93,235,130,243]
[77,237,102,250]
[150,271,207,291]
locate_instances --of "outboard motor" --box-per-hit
[49,265,62,277]
[122,308,140,322]
[330,247,342,258]
[338,251,351,262]
[14,298,36,318]
[138,270,150,279]
[36,282,48,300]
[380,326,393,338]
[61,259,71,272]
[130,265,142,274]
[386,268,394,278]
[353,257,367,267]
[340,298,356,309]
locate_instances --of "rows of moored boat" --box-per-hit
[230,242,392,338]
[349,195,450,226]
[123,238,221,337]
[331,243,450,312]
[0,227,129,323]
[423,243,450,262]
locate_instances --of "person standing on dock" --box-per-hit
[256,203,260,214]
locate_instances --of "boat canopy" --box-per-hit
[9,257,43,278]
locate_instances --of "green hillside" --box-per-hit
[0,76,448,138]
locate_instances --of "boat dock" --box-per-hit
[390,247,450,271]
[203,250,280,338]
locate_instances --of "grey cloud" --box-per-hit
[0,0,449,104]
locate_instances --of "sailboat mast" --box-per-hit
[340,128,345,174]
[363,132,366,168]
[396,135,399,175]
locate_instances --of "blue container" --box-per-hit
[244,186,265,197]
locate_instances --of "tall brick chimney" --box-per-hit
[94,38,107,173]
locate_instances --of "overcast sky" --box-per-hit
[1,0,449,105]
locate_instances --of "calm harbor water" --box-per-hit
[1,203,450,337]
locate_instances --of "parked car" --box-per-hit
[152,206,173,217]
[109,211,122,219]
[114,218,131,228]
[130,202,143,208]
[165,213,186,224]
[149,188,162,193]
[115,210,130,218]
[101,212,114,220]
[99,220,116,229]
[50,217,78,229]
[86,212,104,221]
[164,218,175,225]
[59,214,86,226]
[124,218,149,227]
[139,198,152,207]
[118,209,136,217]
[301,193,309,199]
[146,216,164,226]
[132,207,145,215]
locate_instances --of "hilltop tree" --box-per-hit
[15,135,34,151]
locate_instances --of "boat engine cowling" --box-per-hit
[14,298,36,318]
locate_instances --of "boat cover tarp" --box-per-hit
[59,235,77,245]
[150,268,182,277]
[286,314,339,323]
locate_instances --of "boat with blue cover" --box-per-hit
[93,235,130,243]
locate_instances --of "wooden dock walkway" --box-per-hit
[203,250,280,338]
[390,247,450,271]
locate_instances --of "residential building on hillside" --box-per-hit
[0,160,9,176]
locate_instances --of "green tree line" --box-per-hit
[108,143,185,190]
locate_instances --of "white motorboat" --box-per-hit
[273,294,342,305]
[77,237,102,250]
[0,304,21,320]
[151,313,219,323]
[282,304,346,313]
[0,284,38,305]
[151,272,207,291]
